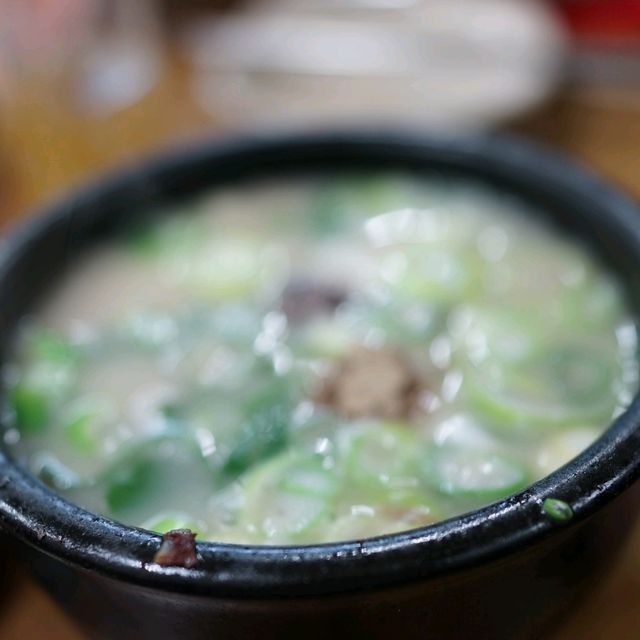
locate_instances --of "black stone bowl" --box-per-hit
[1,130,640,640]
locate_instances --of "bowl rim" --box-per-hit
[1,128,640,599]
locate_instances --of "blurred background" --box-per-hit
[0,0,639,221]
[0,0,640,638]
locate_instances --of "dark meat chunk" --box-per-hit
[281,278,346,325]
[316,347,422,420]
[153,529,198,568]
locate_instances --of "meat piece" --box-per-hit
[281,278,346,325]
[153,529,198,568]
[316,347,422,419]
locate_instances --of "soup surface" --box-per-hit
[3,174,637,544]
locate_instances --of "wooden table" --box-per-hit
[1,52,640,638]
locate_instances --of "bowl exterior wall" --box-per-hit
[20,487,640,640]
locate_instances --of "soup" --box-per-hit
[3,174,637,544]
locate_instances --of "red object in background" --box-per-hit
[554,0,640,43]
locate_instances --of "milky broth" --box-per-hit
[4,174,637,544]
